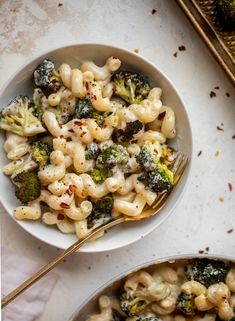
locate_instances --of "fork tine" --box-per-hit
[173,157,185,183]
[152,154,188,209]
[170,152,183,174]
[174,156,187,178]
[152,192,167,209]
[174,157,188,185]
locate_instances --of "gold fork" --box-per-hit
[1,153,188,308]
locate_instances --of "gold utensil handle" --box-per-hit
[1,217,124,309]
[1,155,188,309]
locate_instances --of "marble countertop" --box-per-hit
[1,1,234,320]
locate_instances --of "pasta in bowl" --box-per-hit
[69,255,235,321]
[0,44,192,252]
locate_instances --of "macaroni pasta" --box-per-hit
[1,55,177,240]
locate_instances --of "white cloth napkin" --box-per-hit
[2,248,58,321]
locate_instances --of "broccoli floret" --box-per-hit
[10,155,38,181]
[136,144,155,171]
[87,197,113,228]
[160,146,176,166]
[74,97,93,118]
[32,87,74,125]
[30,89,46,123]
[156,161,173,185]
[96,144,129,169]
[13,171,41,205]
[120,290,147,316]
[216,0,235,31]
[34,59,61,94]
[113,120,144,143]
[85,143,100,160]
[138,164,173,193]
[90,167,109,184]
[136,144,174,193]
[0,95,46,136]
[31,141,53,167]
[31,103,44,122]
[186,259,230,287]
[177,292,196,315]
[74,97,105,125]
[112,70,150,104]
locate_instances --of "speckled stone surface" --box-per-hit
[1,1,234,320]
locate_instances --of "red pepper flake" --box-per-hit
[68,129,74,133]
[93,94,97,100]
[227,228,234,234]
[219,196,224,203]
[133,49,139,53]
[210,91,216,98]
[173,52,178,58]
[66,189,72,196]
[112,56,118,59]
[178,45,186,51]
[80,131,86,137]
[58,123,63,128]
[214,86,220,90]
[60,135,64,138]
[67,94,73,100]
[232,135,235,139]
[85,82,89,91]
[151,9,157,14]
[197,150,202,157]
[112,87,116,93]
[158,111,166,120]
[60,202,70,209]
[228,183,233,192]
[226,92,230,97]
[216,126,224,131]
[69,185,77,193]
[57,213,65,220]
[74,120,83,126]
[198,250,204,254]
[58,3,63,7]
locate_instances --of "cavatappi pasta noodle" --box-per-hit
[0,56,177,240]
[83,259,235,321]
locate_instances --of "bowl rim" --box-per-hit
[69,253,234,320]
[0,43,193,253]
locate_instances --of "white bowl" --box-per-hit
[69,254,234,321]
[0,44,192,252]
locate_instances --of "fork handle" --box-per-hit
[1,217,125,309]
